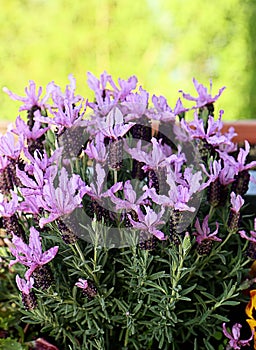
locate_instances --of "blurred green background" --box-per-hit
[0,0,255,122]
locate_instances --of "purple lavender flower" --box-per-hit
[125,137,183,172]
[230,192,244,213]
[75,278,88,290]
[0,191,19,218]
[87,71,119,115]
[15,150,61,214]
[128,206,166,240]
[98,107,135,140]
[222,323,253,349]
[219,141,256,174]
[109,180,147,212]
[16,162,48,197]
[0,132,23,160]
[150,94,175,122]
[87,72,138,114]
[35,100,86,135]
[87,71,110,93]
[11,113,50,140]
[201,159,236,188]
[19,195,42,216]
[84,132,107,163]
[228,192,244,233]
[219,164,237,186]
[122,87,149,121]
[3,80,53,111]
[16,275,37,310]
[0,191,26,239]
[176,112,235,149]
[10,227,59,279]
[145,167,205,212]
[16,275,34,295]
[23,147,62,173]
[38,168,87,227]
[85,163,122,202]
[150,96,187,122]
[49,74,83,108]
[117,75,138,101]
[75,278,97,299]
[193,215,221,245]
[179,78,226,108]
[201,159,221,183]
[239,218,256,243]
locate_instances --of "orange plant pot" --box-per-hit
[222,121,256,144]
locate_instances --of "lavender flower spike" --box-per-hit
[222,323,253,349]
[16,275,37,310]
[10,227,59,279]
[75,278,97,299]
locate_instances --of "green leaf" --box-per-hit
[214,331,224,341]
[0,338,25,350]
[181,284,197,295]
[203,338,215,350]
[211,314,229,322]
[149,271,167,280]
[219,300,240,307]
[200,291,217,302]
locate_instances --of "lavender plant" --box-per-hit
[1,73,256,349]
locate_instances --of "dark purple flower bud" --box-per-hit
[107,137,123,170]
[231,170,250,196]
[139,231,158,251]
[57,218,77,245]
[207,178,221,207]
[169,209,182,245]
[32,265,53,290]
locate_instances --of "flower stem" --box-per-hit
[170,245,185,304]
[114,169,118,184]
[74,241,86,263]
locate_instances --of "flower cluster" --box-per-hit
[1,72,256,349]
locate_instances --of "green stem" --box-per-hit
[214,229,234,253]
[208,205,215,220]
[71,242,85,262]
[185,254,200,283]
[114,170,118,184]
[170,245,185,304]
[124,328,129,347]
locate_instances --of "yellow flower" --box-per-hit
[246,289,256,349]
